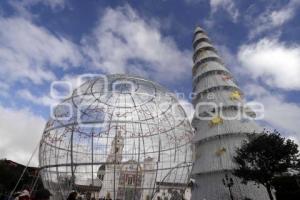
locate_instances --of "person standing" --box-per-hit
[66,192,77,200]
[16,190,30,200]
[33,189,51,200]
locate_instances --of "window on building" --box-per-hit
[127,176,133,185]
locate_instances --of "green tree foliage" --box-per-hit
[233,130,300,200]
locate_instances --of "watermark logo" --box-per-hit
[50,81,72,99]
[48,74,265,127]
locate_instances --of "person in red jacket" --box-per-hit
[16,190,30,200]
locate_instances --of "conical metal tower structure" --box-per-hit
[191,26,269,200]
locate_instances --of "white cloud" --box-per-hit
[287,136,300,147]
[270,7,294,27]
[179,99,195,122]
[248,0,300,38]
[244,84,300,145]
[33,0,66,10]
[81,5,192,83]
[0,105,46,166]
[0,81,10,97]
[12,0,66,10]
[238,38,300,90]
[184,0,239,22]
[61,74,83,89]
[259,95,300,134]
[17,89,57,106]
[210,0,239,22]
[217,38,300,143]
[9,0,66,19]
[0,17,82,84]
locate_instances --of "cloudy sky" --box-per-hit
[0,0,299,166]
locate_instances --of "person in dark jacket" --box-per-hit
[33,189,51,200]
[66,192,77,200]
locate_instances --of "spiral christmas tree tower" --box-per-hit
[191,26,269,200]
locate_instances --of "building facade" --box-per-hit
[97,130,191,200]
[99,131,125,199]
[98,131,157,200]
[191,26,270,200]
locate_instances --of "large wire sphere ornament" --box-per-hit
[39,74,194,200]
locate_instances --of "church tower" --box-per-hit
[99,130,124,199]
[191,26,269,200]
[106,130,124,164]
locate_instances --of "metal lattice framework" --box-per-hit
[39,74,193,200]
